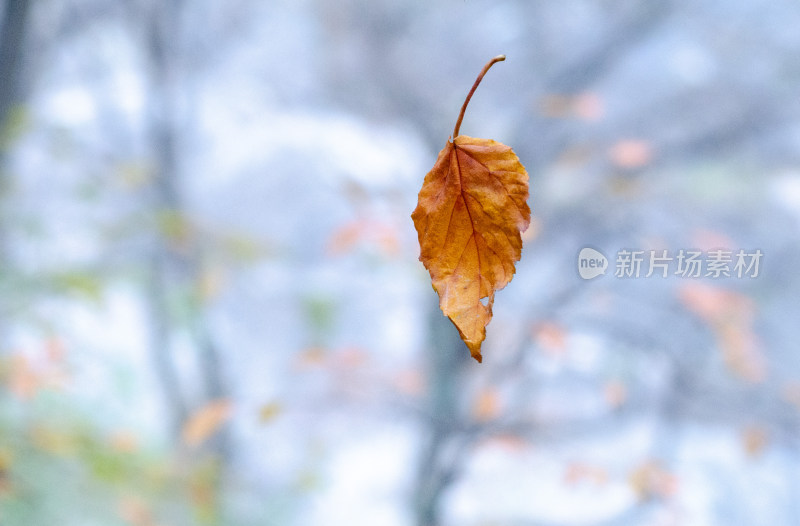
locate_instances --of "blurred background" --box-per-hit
[2,0,800,525]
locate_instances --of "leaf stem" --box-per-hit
[452,55,506,138]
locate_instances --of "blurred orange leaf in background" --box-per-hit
[609,140,653,169]
[573,93,605,121]
[781,381,800,409]
[564,462,609,487]
[391,368,425,397]
[258,402,283,424]
[540,92,604,121]
[679,283,766,382]
[182,399,232,447]
[294,346,327,369]
[629,460,677,500]
[3,349,69,400]
[533,321,567,355]
[691,229,736,252]
[7,355,39,399]
[30,426,78,456]
[741,426,769,457]
[603,380,628,408]
[109,430,140,454]
[326,219,400,257]
[472,387,501,421]
[0,447,13,495]
[117,495,159,526]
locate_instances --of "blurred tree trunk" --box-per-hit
[143,0,190,438]
[0,0,31,352]
[0,0,29,125]
[414,297,469,526]
[142,0,229,459]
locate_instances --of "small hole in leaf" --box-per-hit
[480,297,489,307]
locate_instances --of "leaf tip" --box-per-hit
[466,340,484,363]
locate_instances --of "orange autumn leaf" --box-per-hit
[181,399,232,447]
[412,55,530,362]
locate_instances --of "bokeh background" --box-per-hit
[2,1,800,525]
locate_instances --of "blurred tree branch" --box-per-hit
[0,0,31,352]
[140,0,230,463]
[0,0,30,126]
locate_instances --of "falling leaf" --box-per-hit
[412,55,530,362]
[181,399,232,448]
